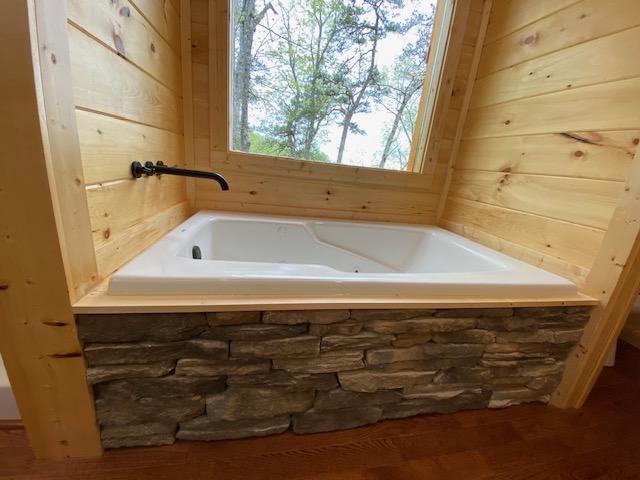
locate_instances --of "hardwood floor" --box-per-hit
[2,342,639,480]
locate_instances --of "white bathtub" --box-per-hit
[108,211,577,298]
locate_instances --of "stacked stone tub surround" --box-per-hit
[77,307,590,449]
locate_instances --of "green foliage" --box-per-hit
[248,131,330,162]
[233,0,436,169]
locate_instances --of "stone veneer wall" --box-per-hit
[76,307,590,449]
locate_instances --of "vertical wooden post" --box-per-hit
[0,0,101,459]
[552,147,640,408]
[209,0,230,154]
[182,0,196,205]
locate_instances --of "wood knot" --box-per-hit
[50,53,57,64]
[0,284,9,291]
[249,190,257,195]
[42,321,68,327]
[633,138,639,145]
[521,33,538,45]
[113,33,125,56]
[104,228,111,239]
[573,150,584,157]
[119,6,130,17]
[150,42,156,53]
[75,177,82,186]
[48,352,82,359]
[504,120,511,126]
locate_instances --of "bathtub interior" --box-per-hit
[177,218,508,275]
[107,212,578,297]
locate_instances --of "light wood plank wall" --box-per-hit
[190,0,487,224]
[440,0,640,286]
[65,0,190,279]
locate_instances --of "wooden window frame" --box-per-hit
[407,0,456,173]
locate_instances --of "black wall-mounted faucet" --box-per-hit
[131,161,229,191]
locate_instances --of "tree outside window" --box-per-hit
[231,0,437,171]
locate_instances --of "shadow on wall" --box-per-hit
[0,354,19,420]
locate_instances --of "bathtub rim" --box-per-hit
[75,210,597,313]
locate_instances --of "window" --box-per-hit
[230,0,447,171]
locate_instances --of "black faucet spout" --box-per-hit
[131,161,229,190]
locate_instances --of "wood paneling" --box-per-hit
[67,0,181,92]
[477,0,640,78]
[68,25,183,133]
[484,0,580,43]
[77,110,184,185]
[455,131,637,181]
[464,78,640,139]
[441,0,640,285]
[87,176,186,252]
[449,170,622,230]
[192,0,490,225]
[132,0,181,50]
[65,0,189,279]
[94,201,189,278]
[443,197,602,273]
[472,26,640,108]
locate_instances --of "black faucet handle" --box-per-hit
[131,161,154,178]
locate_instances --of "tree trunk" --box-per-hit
[336,110,354,164]
[335,10,381,164]
[233,1,272,151]
[379,100,407,168]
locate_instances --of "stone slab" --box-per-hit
[87,361,175,384]
[226,371,338,391]
[272,351,364,374]
[177,415,290,441]
[96,376,226,399]
[321,332,393,352]
[339,369,436,393]
[77,313,207,343]
[262,310,350,325]
[231,336,320,359]
[206,387,315,421]
[293,406,382,434]
[175,358,271,376]
[200,323,307,341]
[96,396,205,426]
[314,388,402,410]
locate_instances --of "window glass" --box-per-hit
[231,0,438,170]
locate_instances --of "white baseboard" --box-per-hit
[0,356,19,420]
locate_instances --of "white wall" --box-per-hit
[0,354,20,420]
